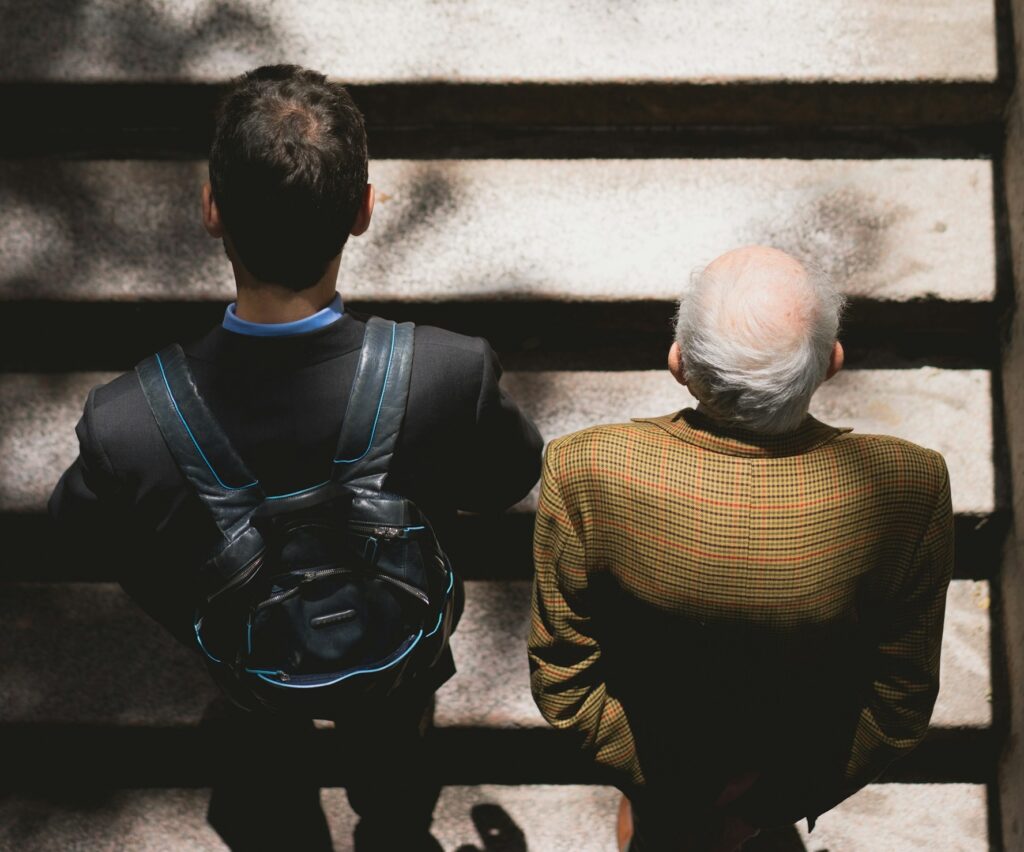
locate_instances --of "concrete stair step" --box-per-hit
[0,2,1005,157]
[0,579,992,733]
[1,1,996,85]
[0,368,997,517]
[0,159,995,304]
[0,783,990,851]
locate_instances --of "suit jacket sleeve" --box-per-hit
[738,453,955,826]
[49,387,125,551]
[48,387,195,646]
[454,341,543,512]
[528,442,644,787]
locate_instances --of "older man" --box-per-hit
[528,246,954,851]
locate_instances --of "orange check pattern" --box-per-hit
[528,408,953,814]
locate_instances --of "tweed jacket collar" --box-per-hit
[635,408,850,458]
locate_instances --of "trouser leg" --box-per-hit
[206,704,333,852]
[339,691,442,852]
[626,789,719,852]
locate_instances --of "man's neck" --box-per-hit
[231,255,342,323]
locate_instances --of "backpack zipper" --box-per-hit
[206,551,264,604]
[348,522,422,540]
[254,566,429,609]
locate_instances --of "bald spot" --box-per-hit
[702,245,814,354]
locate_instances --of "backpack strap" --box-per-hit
[332,317,415,490]
[136,344,264,539]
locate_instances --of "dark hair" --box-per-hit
[209,65,368,292]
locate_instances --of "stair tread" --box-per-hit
[0,783,989,851]
[0,159,995,303]
[0,1,997,84]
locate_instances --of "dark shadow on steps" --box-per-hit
[0,300,1000,374]
[455,804,528,852]
[0,0,277,80]
[746,825,811,851]
[0,787,121,852]
[0,83,1008,160]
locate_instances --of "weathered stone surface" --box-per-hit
[0,785,618,852]
[0,368,996,515]
[0,579,990,730]
[0,373,101,514]
[932,581,992,729]
[0,583,215,726]
[0,0,997,83]
[0,788,226,852]
[794,783,988,851]
[0,159,995,303]
[436,581,538,729]
[0,783,989,851]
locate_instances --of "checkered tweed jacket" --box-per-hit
[528,408,953,825]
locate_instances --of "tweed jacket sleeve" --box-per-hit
[528,442,644,787]
[742,451,956,825]
[831,454,954,804]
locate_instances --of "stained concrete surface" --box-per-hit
[0,159,995,303]
[794,784,988,852]
[0,783,988,851]
[0,579,991,730]
[0,369,996,516]
[0,0,996,83]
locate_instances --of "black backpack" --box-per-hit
[135,317,457,714]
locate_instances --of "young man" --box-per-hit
[529,246,953,851]
[50,65,543,851]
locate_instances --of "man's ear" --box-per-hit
[350,183,375,237]
[825,340,844,381]
[668,341,687,387]
[202,182,224,239]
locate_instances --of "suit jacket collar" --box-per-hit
[635,408,850,458]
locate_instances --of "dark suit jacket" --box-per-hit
[50,311,543,694]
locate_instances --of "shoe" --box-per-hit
[617,795,634,852]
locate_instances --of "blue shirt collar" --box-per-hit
[222,293,344,337]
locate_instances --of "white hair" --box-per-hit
[674,256,845,434]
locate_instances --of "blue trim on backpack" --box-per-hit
[424,567,455,638]
[155,352,260,492]
[333,323,397,465]
[194,618,223,664]
[424,611,444,639]
[249,629,424,689]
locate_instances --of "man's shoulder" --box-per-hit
[411,323,490,364]
[544,420,661,471]
[831,430,949,486]
[87,368,148,421]
[78,368,162,455]
[406,323,495,404]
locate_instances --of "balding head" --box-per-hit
[673,245,845,433]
